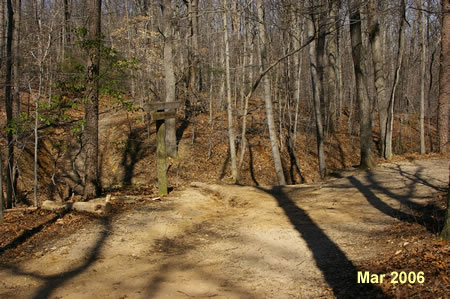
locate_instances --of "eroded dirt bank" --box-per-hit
[0,159,447,298]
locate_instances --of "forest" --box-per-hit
[0,0,449,298]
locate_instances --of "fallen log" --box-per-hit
[41,200,70,212]
[41,197,111,216]
[4,207,38,213]
[72,201,111,216]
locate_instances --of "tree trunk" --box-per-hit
[63,0,71,50]
[189,0,201,92]
[83,0,101,199]
[368,0,388,158]
[161,0,177,158]
[419,0,427,154]
[438,0,449,154]
[12,0,20,119]
[5,0,14,208]
[293,8,303,147]
[385,0,406,160]
[222,0,238,182]
[326,0,339,134]
[351,4,376,169]
[308,15,326,178]
[12,0,21,201]
[257,0,286,185]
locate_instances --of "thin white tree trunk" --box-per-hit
[222,0,238,182]
[385,0,406,160]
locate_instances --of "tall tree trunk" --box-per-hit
[308,15,326,178]
[222,0,238,182]
[419,0,427,154]
[438,0,449,154]
[12,0,20,200]
[427,47,436,152]
[161,0,177,158]
[189,0,201,92]
[326,0,339,134]
[385,0,406,160]
[292,5,304,147]
[368,0,388,158]
[257,0,286,185]
[83,0,101,199]
[5,0,14,208]
[12,0,20,119]
[350,3,376,169]
[63,0,71,56]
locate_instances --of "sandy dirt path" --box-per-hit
[0,159,447,298]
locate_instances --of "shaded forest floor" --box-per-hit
[0,159,448,298]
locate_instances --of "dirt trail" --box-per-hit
[0,159,447,298]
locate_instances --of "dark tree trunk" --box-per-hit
[64,0,71,49]
[5,0,14,208]
[83,0,101,199]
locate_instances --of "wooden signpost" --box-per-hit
[147,101,182,195]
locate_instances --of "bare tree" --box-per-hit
[350,1,376,169]
[83,0,101,199]
[222,0,238,182]
[385,0,406,159]
[307,12,326,178]
[63,0,71,59]
[5,0,14,208]
[188,0,201,92]
[438,0,449,154]
[419,0,427,154]
[256,0,286,185]
[12,0,20,118]
[28,0,52,207]
[326,0,339,134]
[368,0,388,158]
[440,0,450,241]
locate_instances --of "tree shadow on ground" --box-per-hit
[144,223,255,298]
[349,164,446,233]
[257,186,388,298]
[0,217,111,299]
[121,128,151,185]
[0,211,68,255]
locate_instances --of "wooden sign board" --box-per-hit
[147,101,182,111]
[151,110,176,121]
